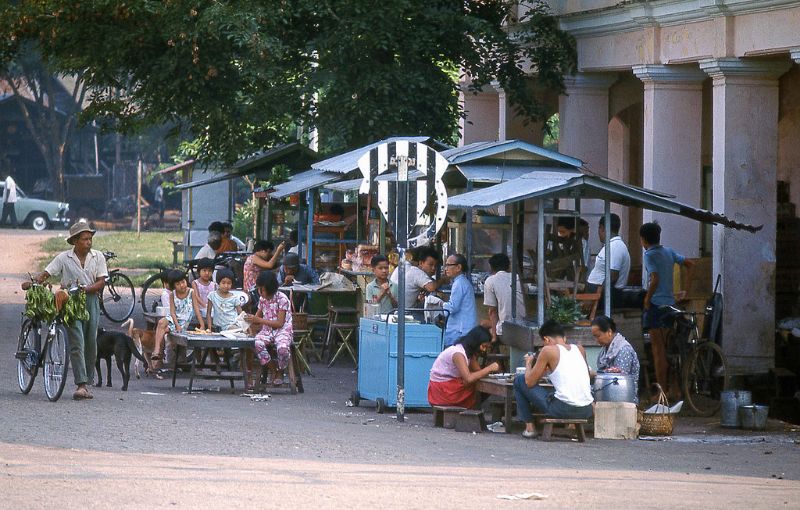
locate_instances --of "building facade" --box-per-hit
[461,0,800,375]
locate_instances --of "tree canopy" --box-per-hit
[0,1,576,161]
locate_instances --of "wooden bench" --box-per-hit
[538,418,589,442]
[455,410,487,433]
[432,406,467,429]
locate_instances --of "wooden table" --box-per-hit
[169,332,255,393]
[476,376,516,434]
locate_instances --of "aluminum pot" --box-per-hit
[593,372,637,403]
[739,404,769,431]
[720,390,752,428]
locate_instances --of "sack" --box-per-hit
[638,384,674,436]
[319,272,356,291]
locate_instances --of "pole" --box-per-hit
[396,155,410,423]
[306,190,314,267]
[136,158,142,239]
[604,201,612,317]
[465,180,473,273]
[537,199,545,325]
[510,202,518,320]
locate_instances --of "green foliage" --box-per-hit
[233,197,257,242]
[546,295,584,325]
[40,232,181,271]
[0,1,575,159]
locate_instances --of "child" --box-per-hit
[207,269,242,331]
[192,257,217,330]
[243,240,285,292]
[245,270,293,385]
[152,270,202,369]
[365,254,398,314]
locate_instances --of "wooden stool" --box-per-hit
[432,406,466,429]
[292,330,314,376]
[327,323,358,368]
[254,344,302,394]
[455,410,487,433]
[324,306,358,358]
[539,418,588,442]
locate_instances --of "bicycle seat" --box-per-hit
[103,251,116,260]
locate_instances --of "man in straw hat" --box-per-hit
[36,219,108,400]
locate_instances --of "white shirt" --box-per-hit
[44,248,109,287]
[4,176,17,203]
[390,261,433,308]
[587,236,630,289]
[195,244,217,260]
[483,271,525,336]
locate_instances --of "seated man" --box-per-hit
[390,246,441,309]
[278,253,320,309]
[513,320,594,438]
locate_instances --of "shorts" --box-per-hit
[642,305,674,331]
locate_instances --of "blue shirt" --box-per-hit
[277,264,320,285]
[443,274,478,347]
[643,245,685,306]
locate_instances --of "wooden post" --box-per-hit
[136,158,142,238]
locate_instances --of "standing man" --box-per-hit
[586,213,631,307]
[2,173,18,227]
[442,253,477,347]
[37,220,107,400]
[640,222,693,398]
[483,253,526,343]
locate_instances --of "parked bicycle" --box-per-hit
[99,251,136,323]
[139,252,247,314]
[662,304,729,416]
[16,282,73,401]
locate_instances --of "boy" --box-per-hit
[366,255,399,314]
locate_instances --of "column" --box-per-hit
[558,73,618,255]
[633,65,706,257]
[459,86,500,144]
[699,57,792,375]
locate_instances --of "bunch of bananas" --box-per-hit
[62,289,89,326]
[24,284,58,323]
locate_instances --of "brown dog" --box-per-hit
[123,318,156,378]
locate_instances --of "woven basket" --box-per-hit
[638,384,674,436]
[289,290,308,331]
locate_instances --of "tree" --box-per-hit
[0,1,575,161]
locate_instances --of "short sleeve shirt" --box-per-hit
[644,245,685,306]
[45,248,109,287]
[483,271,526,336]
[208,291,240,329]
[587,236,631,288]
[365,279,399,314]
[391,262,433,308]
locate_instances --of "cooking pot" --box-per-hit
[593,372,637,403]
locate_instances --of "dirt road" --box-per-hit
[1,229,799,509]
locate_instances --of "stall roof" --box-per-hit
[442,140,583,168]
[173,143,319,191]
[312,136,451,174]
[449,170,762,232]
[452,163,544,184]
[268,168,341,199]
[323,178,362,192]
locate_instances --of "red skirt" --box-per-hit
[428,378,477,409]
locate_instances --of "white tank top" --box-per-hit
[549,344,594,407]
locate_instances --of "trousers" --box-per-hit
[1,202,17,226]
[66,293,100,385]
[513,374,593,421]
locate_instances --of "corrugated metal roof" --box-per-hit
[449,171,761,232]
[312,136,433,174]
[323,178,362,192]
[269,169,341,198]
[232,142,318,172]
[442,140,583,168]
[453,163,554,184]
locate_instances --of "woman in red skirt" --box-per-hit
[428,325,501,408]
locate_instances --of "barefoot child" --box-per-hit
[192,258,217,330]
[152,270,202,369]
[207,269,242,331]
[245,270,293,385]
[365,254,398,314]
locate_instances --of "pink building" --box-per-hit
[461,0,800,375]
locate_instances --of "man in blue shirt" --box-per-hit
[640,222,693,397]
[278,253,320,310]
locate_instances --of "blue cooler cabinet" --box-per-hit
[354,318,444,412]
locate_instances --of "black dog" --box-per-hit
[95,327,148,391]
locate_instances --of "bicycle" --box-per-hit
[16,282,73,402]
[99,251,136,322]
[139,252,247,314]
[661,304,729,416]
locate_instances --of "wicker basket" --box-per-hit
[289,290,308,331]
[638,384,674,436]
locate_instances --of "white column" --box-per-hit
[633,65,706,257]
[699,57,792,375]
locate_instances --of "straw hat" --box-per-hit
[67,219,96,245]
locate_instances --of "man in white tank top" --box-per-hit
[513,320,594,438]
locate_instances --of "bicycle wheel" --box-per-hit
[683,341,728,416]
[16,318,40,394]
[141,272,166,314]
[101,272,136,322]
[43,324,70,402]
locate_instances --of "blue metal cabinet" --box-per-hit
[356,318,444,410]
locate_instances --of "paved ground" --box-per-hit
[1,227,799,508]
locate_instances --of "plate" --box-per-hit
[488,373,513,379]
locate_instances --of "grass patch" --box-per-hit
[38,231,184,286]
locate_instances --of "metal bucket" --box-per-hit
[720,390,752,428]
[738,404,769,430]
[593,373,636,403]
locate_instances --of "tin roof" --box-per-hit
[311,136,450,174]
[268,168,342,198]
[449,171,762,232]
[442,140,583,168]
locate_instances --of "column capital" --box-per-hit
[632,64,706,83]
[791,48,800,64]
[699,58,791,80]
[563,72,618,91]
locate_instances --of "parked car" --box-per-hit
[0,183,69,231]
